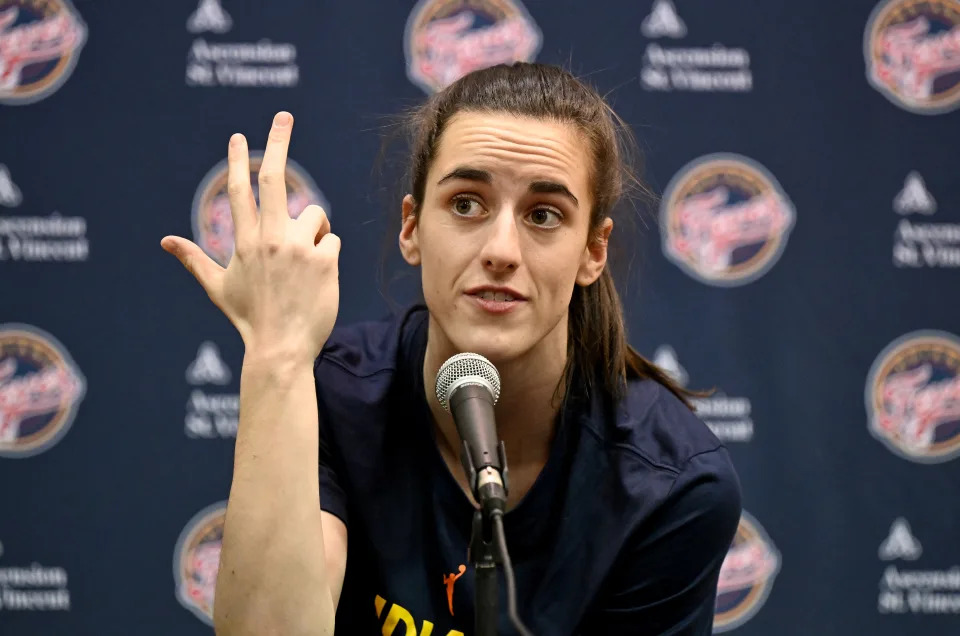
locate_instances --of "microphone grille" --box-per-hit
[435,352,501,412]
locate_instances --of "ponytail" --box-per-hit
[560,268,701,409]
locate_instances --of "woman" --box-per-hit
[161,62,742,635]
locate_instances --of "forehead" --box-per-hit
[430,112,591,195]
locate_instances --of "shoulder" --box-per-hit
[313,303,428,407]
[315,304,427,379]
[580,384,742,631]
[575,377,741,531]
[585,377,732,475]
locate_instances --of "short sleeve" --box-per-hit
[316,363,349,528]
[318,428,348,527]
[580,447,743,635]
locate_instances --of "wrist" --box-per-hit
[242,346,317,376]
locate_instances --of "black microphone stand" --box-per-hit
[461,439,510,636]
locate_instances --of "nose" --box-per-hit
[478,207,522,272]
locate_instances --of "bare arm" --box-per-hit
[161,111,345,635]
[213,354,346,635]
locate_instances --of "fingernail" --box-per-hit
[229,133,244,147]
[274,111,292,126]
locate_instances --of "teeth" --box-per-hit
[478,291,515,302]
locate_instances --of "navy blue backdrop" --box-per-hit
[2,0,960,634]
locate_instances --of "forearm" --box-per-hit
[214,351,334,635]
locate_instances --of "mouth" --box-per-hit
[465,290,526,314]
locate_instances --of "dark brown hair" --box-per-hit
[387,62,698,409]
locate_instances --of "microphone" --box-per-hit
[436,353,534,636]
[435,353,509,512]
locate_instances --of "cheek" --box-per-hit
[418,220,470,297]
[425,209,480,256]
[529,240,585,293]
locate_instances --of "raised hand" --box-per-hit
[161,112,340,363]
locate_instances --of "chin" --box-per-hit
[427,302,547,367]
[451,330,529,367]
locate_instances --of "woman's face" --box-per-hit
[399,112,612,365]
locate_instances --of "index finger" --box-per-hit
[258,111,294,239]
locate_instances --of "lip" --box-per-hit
[465,293,525,314]
[464,286,527,300]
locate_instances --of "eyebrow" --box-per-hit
[436,166,579,208]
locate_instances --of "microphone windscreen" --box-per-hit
[435,353,501,412]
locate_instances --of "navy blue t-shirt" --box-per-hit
[314,305,742,635]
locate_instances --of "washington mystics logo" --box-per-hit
[714,510,780,632]
[0,324,85,458]
[866,331,960,463]
[0,0,87,105]
[191,154,329,267]
[173,501,227,624]
[660,153,795,287]
[865,0,960,114]
[404,0,542,94]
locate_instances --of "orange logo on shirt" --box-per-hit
[443,564,467,616]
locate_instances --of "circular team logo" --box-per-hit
[714,510,780,632]
[173,501,227,625]
[404,0,542,94]
[0,0,88,105]
[866,330,960,463]
[191,153,330,267]
[0,324,85,458]
[660,153,795,287]
[865,0,960,115]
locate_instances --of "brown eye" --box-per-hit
[528,208,562,228]
[451,196,482,216]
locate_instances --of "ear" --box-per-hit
[398,194,421,266]
[576,217,613,286]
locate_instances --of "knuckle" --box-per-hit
[258,170,283,187]
[299,204,321,223]
[268,128,290,144]
[233,238,251,257]
[260,238,283,255]
[226,180,248,198]
[317,234,341,258]
[290,242,311,259]
[294,206,313,222]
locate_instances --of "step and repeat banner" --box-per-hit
[2,0,959,634]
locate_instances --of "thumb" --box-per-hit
[161,236,224,295]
